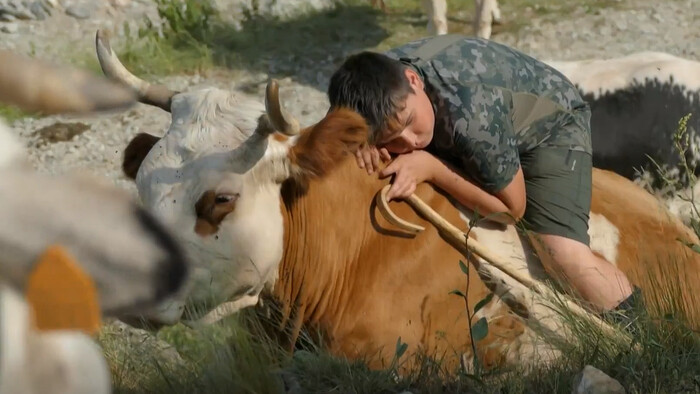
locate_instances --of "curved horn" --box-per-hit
[265,79,300,135]
[0,50,137,115]
[95,29,177,112]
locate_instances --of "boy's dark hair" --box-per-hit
[327,51,414,144]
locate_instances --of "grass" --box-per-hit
[99,276,700,393]
[0,104,37,123]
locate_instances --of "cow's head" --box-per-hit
[94,31,367,325]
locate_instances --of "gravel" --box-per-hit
[0,0,696,200]
[2,0,696,184]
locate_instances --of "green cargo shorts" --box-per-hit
[518,147,592,246]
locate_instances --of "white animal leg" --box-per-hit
[422,0,448,36]
[490,0,502,24]
[474,0,497,39]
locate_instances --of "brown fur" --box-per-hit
[122,132,159,180]
[272,133,290,142]
[288,108,367,178]
[277,161,519,372]
[194,190,239,237]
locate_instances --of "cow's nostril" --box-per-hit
[133,205,189,301]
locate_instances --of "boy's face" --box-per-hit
[375,68,435,154]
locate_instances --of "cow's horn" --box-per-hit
[95,30,177,113]
[0,50,137,115]
[265,79,300,136]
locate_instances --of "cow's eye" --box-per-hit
[215,194,238,204]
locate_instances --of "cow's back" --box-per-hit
[590,168,700,328]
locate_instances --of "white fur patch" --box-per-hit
[544,51,700,100]
[454,204,626,366]
[0,120,25,168]
[587,213,620,266]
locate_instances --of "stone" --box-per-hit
[29,1,49,20]
[65,4,92,19]
[572,365,625,394]
[109,0,130,7]
[615,19,627,31]
[0,1,35,20]
[101,320,185,367]
[0,21,17,33]
[211,0,337,27]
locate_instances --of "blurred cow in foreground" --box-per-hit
[0,50,190,394]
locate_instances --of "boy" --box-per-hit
[327,35,642,325]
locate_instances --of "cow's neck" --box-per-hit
[271,158,385,345]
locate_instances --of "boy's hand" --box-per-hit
[379,151,437,201]
[355,143,391,175]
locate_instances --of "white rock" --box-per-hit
[108,0,130,7]
[572,365,625,394]
[0,22,17,33]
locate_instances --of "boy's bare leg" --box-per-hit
[528,233,633,312]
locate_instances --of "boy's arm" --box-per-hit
[435,83,526,224]
[429,157,526,224]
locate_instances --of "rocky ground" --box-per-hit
[0,0,698,192]
[1,0,698,201]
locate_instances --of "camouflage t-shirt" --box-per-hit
[383,35,592,193]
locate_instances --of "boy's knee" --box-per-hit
[531,233,589,264]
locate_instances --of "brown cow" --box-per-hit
[95,30,700,373]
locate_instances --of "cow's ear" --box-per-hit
[122,133,160,180]
[288,108,368,179]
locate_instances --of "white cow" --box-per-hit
[0,50,192,394]
[372,0,501,38]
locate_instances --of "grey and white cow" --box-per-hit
[0,50,191,394]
